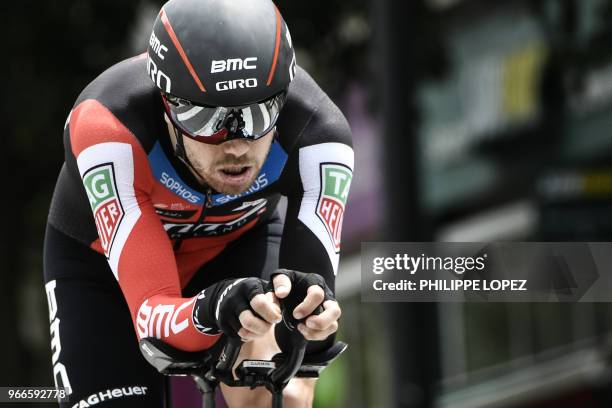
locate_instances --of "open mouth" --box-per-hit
[220,166,250,176]
[217,165,254,186]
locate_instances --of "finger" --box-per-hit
[237,327,259,341]
[297,321,338,341]
[250,293,281,324]
[239,309,273,335]
[273,274,292,299]
[293,285,325,319]
[267,291,281,309]
[304,300,341,330]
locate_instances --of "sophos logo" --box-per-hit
[216,173,268,205]
[160,172,200,204]
[372,253,488,275]
[216,78,258,92]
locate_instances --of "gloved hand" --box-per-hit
[192,277,281,341]
[270,269,340,343]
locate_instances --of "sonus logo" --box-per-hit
[216,78,258,92]
[147,56,171,93]
[149,31,168,60]
[211,58,257,73]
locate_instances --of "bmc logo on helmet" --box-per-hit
[211,58,257,74]
[149,31,168,60]
[147,56,172,93]
[216,78,258,92]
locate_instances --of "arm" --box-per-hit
[280,142,354,285]
[279,88,354,286]
[277,95,354,351]
[69,99,220,351]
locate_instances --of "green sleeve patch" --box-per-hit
[82,163,124,257]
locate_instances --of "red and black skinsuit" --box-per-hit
[44,55,353,407]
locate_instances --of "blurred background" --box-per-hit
[4,0,612,407]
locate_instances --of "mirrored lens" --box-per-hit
[164,93,285,142]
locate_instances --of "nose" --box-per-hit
[221,138,250,157]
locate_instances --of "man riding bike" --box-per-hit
[44,0,353,406]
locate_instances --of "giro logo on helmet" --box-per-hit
[216,78,258,92]
[211,58,258,74]
[147,56,172,93]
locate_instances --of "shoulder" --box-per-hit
[275,67,354,197]
[276,66,353,151]
[76,54,158,113]
[68,55,164,157]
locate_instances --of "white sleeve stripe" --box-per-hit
[76,142,142,280]
[297,143,354,275]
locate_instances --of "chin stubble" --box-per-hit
[189,139,272,194]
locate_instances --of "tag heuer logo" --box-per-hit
[316,163,352,252]
[83,163,124,258]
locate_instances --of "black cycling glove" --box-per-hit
[192,277,268,339]
[269,269,335,331]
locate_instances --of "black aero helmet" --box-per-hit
[147,0,296,144]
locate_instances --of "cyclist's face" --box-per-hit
[183,131,274,195]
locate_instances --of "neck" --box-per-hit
[164,115,209,187]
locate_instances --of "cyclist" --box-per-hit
[43,0,353,406]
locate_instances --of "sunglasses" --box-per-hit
[162,92,286,145]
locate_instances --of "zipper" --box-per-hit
[173,187,214,251]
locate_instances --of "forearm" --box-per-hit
[135,293,221,352]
